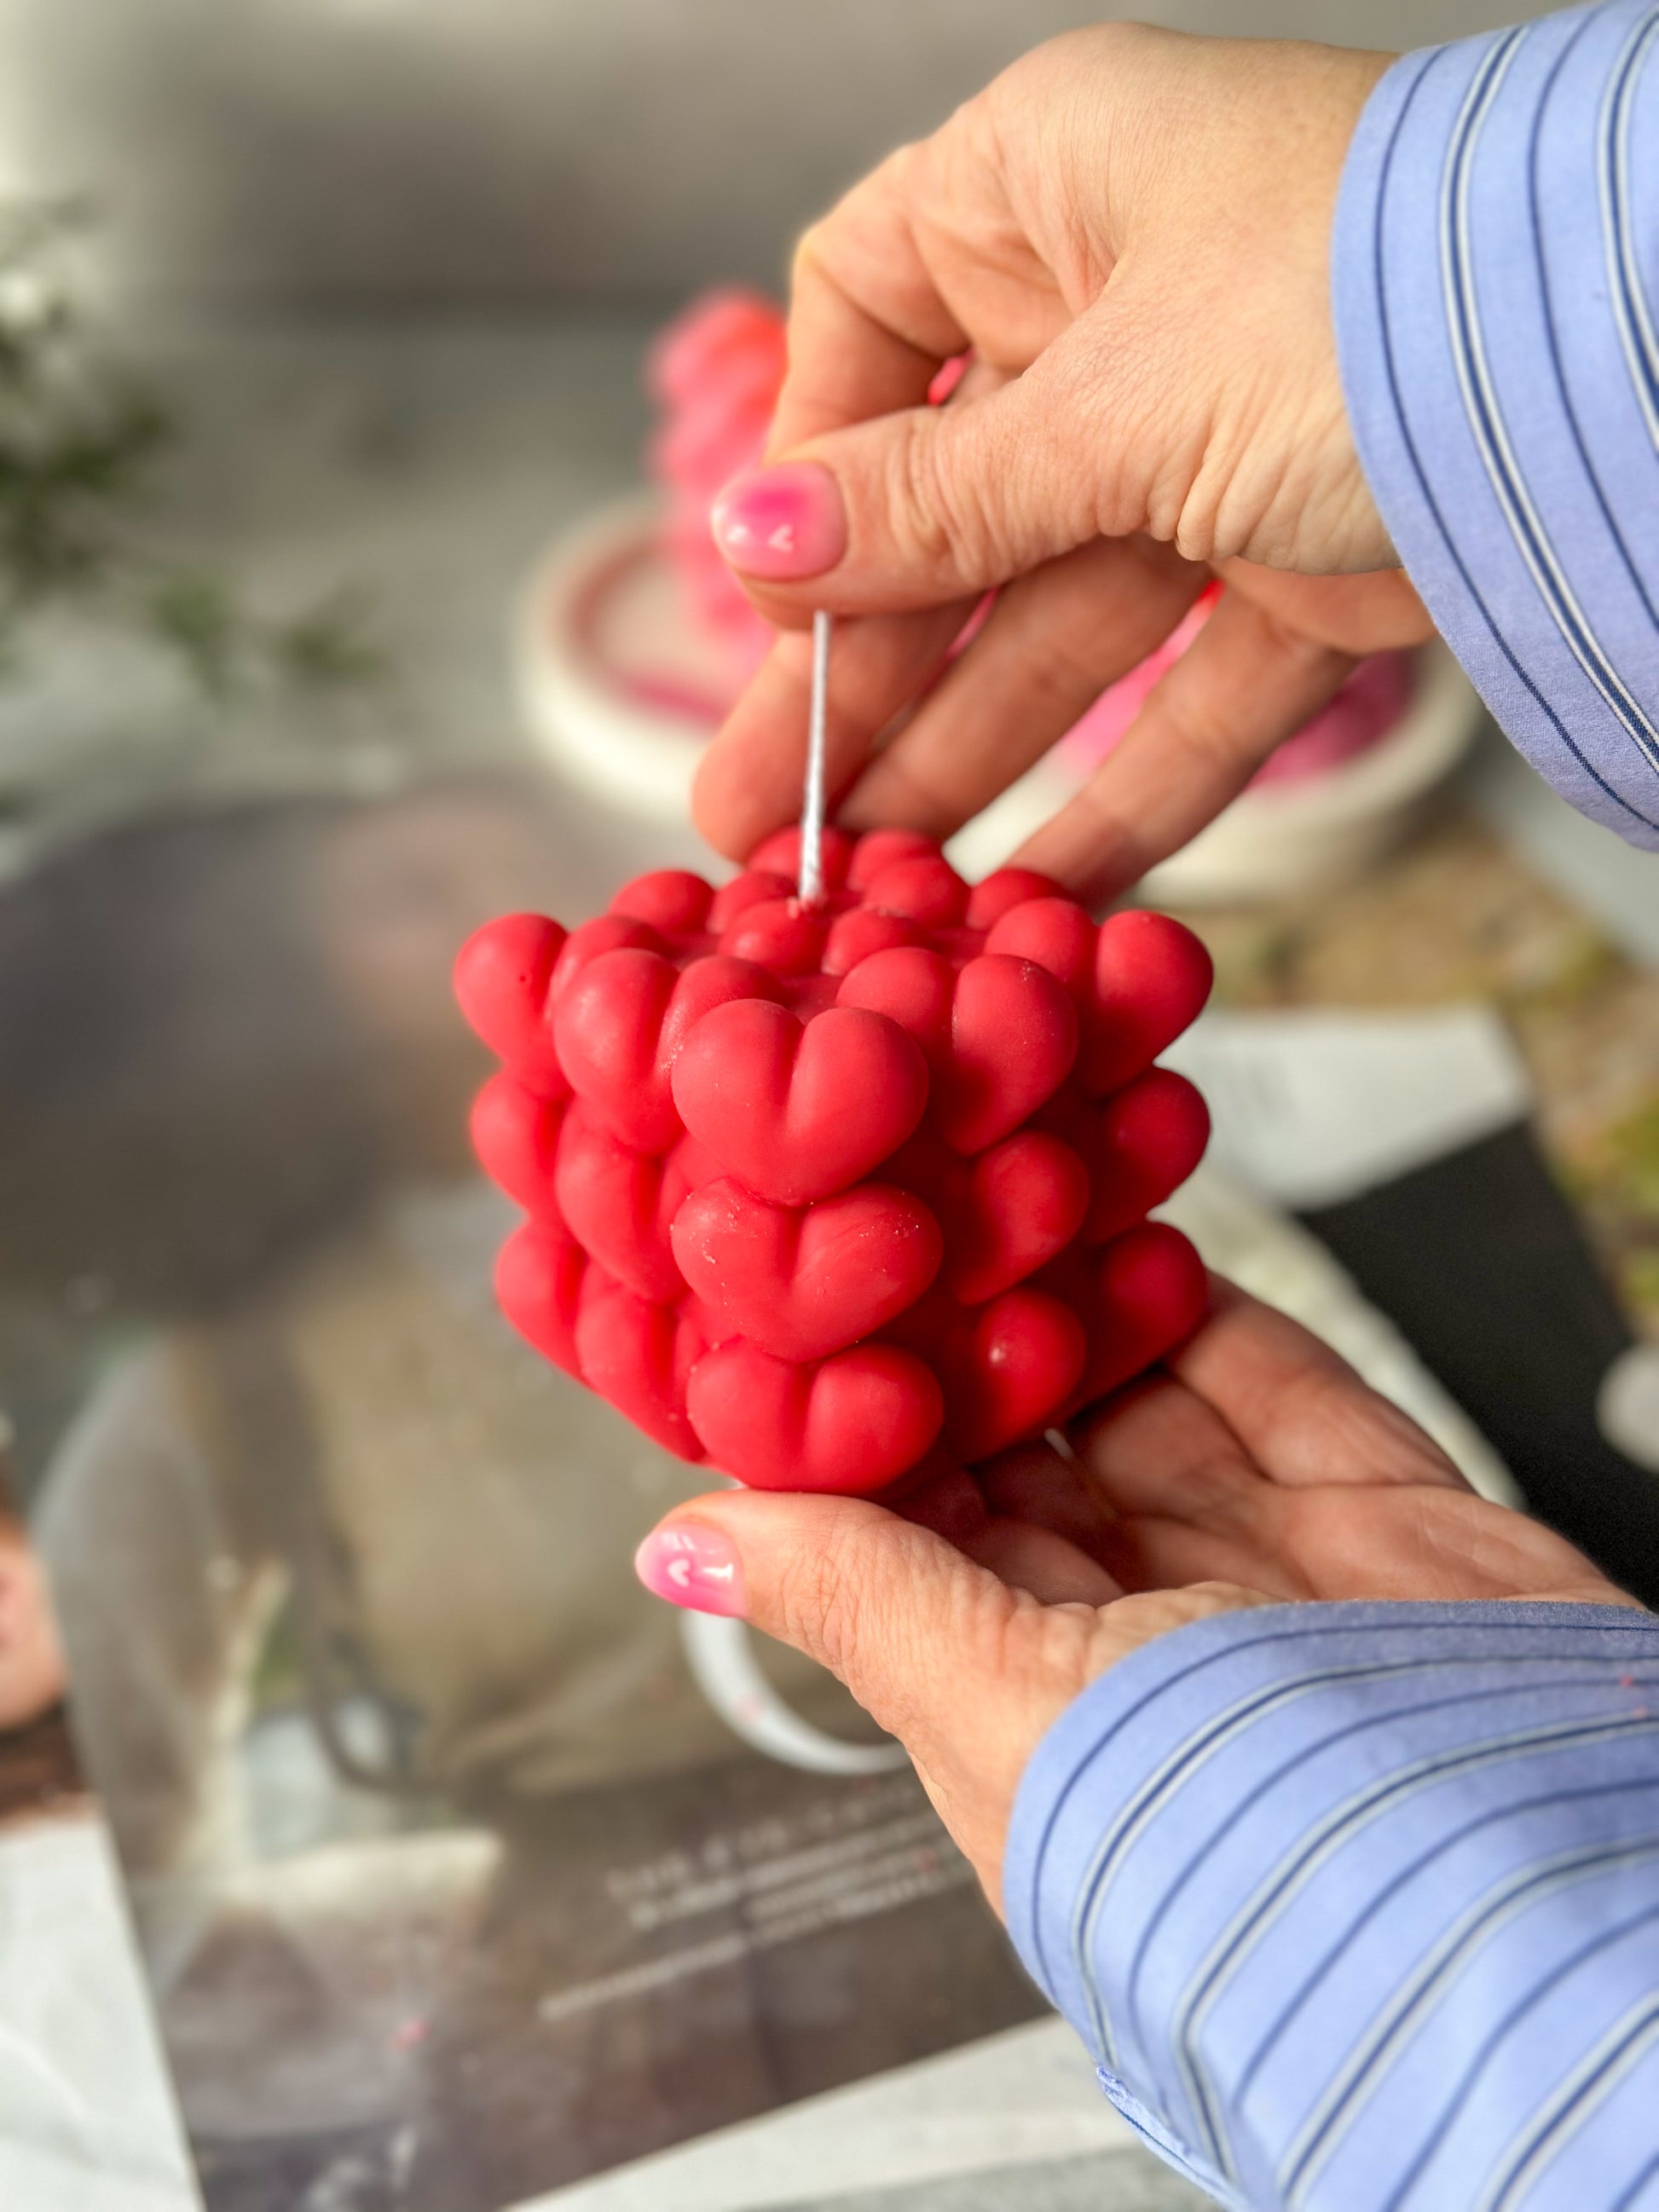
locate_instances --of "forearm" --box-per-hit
[1008,1599,1659,2210]
[1333,1,1659,848]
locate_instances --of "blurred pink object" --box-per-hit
[647,288,786,681]
[645,289,1415,779]
[1060,586,1414,788]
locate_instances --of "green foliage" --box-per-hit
[1606,1099,1659,1221]
[268,586,387,695]
[0,198,380,702]
[142,573,386,703]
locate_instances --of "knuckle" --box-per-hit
[849,745,960,840]
[1150,684,1240,777]
[1067,779,1154,887]
[886,414,1001,583]
[1170,479,1226,566]
[1251,604,1348,681]
[888,418,969,572]
[1016,626,1109,724]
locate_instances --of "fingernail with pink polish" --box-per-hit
[711,462,847,580]
[634,1522,746,1616]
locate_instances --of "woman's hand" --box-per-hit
[691,26,1436,903]
[635,1285,1634,1911]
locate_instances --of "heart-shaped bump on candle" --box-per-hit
[965,868,1061,930]
[459,831,1214,1497]
[672,998,928,1205]
[685,1337,944,1493]
[607,869,714,937]
[838,949,1078,1155]
[708,869,797,933]
[749,822,858,892]
[557,1106,714,1302]
[943,1130,1091,1305]
[858,852,970,927]
[470,1071,566,1219]
[984,895,1096,1008]
[496,1217,587,1377]
[1083,911,1214,1097]
[574,1273,708,1462]
[718,898,827,976]
[939,952,1082,1155]
[935,1286,1088,1461]
[1071,1222,1210,1407]
[671,1177,943,1362]
[555,949,770,1153]
[454,914,571,1100]
[546,914,668,1003]
[842,826,936,891]
[821,907,922,976]
[1080,1069,1211,1245]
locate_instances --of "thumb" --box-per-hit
[634,1488,1012,1749]
[711,321,1131,618]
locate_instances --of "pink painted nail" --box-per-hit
[634,1521,746,1616]
[711,462,847,580]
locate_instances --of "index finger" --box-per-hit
[769,148,967,458]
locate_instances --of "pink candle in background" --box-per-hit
[646,288,785,682]
[646,289,1415,777]
[1057,585,1414,790]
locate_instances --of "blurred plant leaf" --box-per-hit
[0,194,384,707]
[145,570,245,700]
[270,586,386,692]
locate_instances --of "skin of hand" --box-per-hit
[634,1284,1639,1913]
[692,26,1437,904]
[0,1522,66,1733]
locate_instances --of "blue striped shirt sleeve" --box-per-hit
[1332,2,1659,848]
[1004,1599,1659,2211]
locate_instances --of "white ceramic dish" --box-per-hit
[951,638,1483,904]
[514,497,726,822]
[515,497,1485,901]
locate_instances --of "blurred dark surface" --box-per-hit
[0,777,610,1479]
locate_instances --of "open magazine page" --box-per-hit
[0,1447,201,2212]
[41,1269,1043,2209]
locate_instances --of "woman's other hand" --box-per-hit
[635,1285,1632,1910]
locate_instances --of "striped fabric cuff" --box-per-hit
[1332,3,1659,849]
[1006,1599,1659,2210]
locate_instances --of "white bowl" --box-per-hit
[513,497,723,821]
[516,498,1484,901]
[948,640,1483,904]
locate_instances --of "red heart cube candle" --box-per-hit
[455,829,1212,1495]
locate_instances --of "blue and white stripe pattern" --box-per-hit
[1332,1,1659,845]
[1005,1602,1659,2210]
